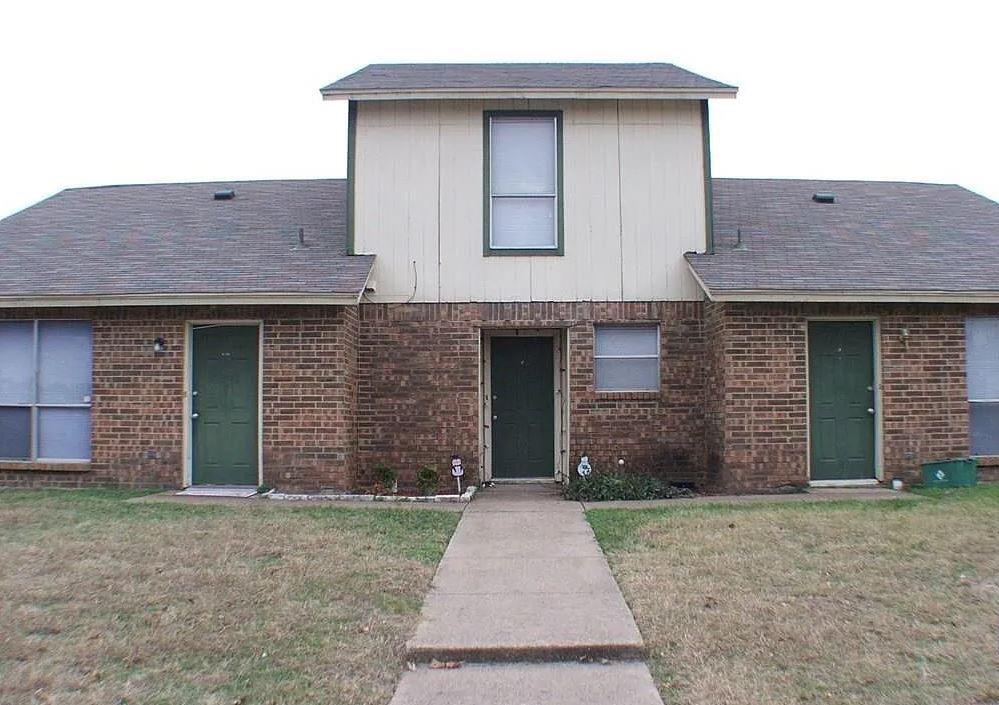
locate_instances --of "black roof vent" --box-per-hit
[812,192,835,204]
[213,189,235,201]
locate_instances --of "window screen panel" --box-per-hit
[0,322,34,404]
[594,326,659,357]
[38,321,93,404]
[593,325,660,391]
[38,407,91,460]
[970,402,999,456]
[594,358,660,392]
[491,198,556,249]
[966,318,999,400]
[0,407,31,459]
[490,118,556,195]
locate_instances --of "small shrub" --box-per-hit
[373,463,397,494]
[564,472,694,502]
[256,484,272,495]
[416,465,439,496]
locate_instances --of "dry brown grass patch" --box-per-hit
[589,488,999,705]
[0,489,458,705]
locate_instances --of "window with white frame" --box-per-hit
[0,320,93,461]
[966,317,999,455]
[594,325,660,392]
[486,113,561,252]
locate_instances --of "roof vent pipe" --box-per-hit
[812,192,835,204]
[213,190,235,200]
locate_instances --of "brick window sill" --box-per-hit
[973,455,999,468]
[0,461,91,473]
[594,391,663,401]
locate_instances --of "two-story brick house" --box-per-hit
[2,63,998,492]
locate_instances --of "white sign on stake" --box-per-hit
[451,455,464,494]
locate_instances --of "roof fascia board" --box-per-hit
[701,289,999,304]
[321,87,738,101]
[0,292,363,308]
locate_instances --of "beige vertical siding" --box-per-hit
[354,99,706,302]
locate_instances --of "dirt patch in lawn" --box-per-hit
[0,489,459,705]
[589,486,999,705]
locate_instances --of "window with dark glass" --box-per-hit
[0,320,93,460]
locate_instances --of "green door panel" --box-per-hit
[490,337,555,479]
[808,322,876,481]
[192,325,259,485]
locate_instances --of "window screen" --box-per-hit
[966,317,999,455]
[594,325,660,392]
[0,320,93,460]
[488,115,559,250]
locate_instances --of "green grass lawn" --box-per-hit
[0,489,459,705]
[589,485,999,705]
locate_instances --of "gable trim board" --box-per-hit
[346,100,358,255]
[324,88,737,101]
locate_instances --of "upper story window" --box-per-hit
[484,112,563,255]
[0,320,93,461]
[967,317,999,455]
[594,325,660,392]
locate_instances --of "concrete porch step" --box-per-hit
[406,592,645,663]
[390,661,663,705]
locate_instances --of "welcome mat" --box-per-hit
[176,486,258,498]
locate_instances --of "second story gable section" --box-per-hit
[323,64,736,303]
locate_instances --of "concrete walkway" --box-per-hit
[391,484,663,705]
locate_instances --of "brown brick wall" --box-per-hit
[356,302,706,489]
[2,300,989,493]
[706,303,976,490]
[0,306,359,491]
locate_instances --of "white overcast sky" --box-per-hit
[1,0,996,219]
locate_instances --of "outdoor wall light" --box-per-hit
[153,337,167,354]
[899,328,910,349]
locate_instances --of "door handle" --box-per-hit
[867,408,875,415]
[492,415,498,420]
[192,412,199,419]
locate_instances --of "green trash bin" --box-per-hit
[921,458,978,487]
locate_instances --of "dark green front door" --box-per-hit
[490,337,555,479]
[192,325,259,485]
[808,322,876,481]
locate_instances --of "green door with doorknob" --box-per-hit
[490,337,555,479]
[191,325,259,485]
[808,321,876,481]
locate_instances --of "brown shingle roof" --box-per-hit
[0,179,373,301]
[687,179,999,299]
[321,63,735,96]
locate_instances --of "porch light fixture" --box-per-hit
[153,337,167,354]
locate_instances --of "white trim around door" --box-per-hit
[480,328,569,483]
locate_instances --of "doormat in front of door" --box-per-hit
[176,486,258,498]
